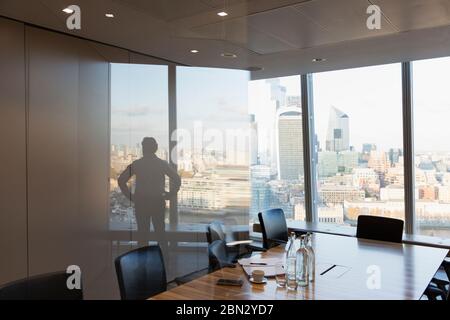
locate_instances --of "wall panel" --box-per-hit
[27,27,113,299]
[0,18,28,286]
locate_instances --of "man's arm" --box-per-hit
[164,162,181,196]
[118,164,134,202]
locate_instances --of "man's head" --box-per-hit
[142,137,158,156]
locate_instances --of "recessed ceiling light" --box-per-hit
[312,58,326,62]
[190,49,199,54]
[221,52,237,58]
[217,11,228,17]
[62,7,74,14]
[105,13,115,18]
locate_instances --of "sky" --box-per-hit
[111,63,169,150]
[413,57,450,152]
[110,57,450,155]
[176,66,249,131]
[312,63,404,152]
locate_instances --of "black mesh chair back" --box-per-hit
[208,240,234,272]
[356,215,404,243]
[258,208,289,249]
[0,271,83,300]
[207,221,226,244]
[115,245,167,300]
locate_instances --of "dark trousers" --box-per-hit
[134,197,167,256]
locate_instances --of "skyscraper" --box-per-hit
[266,79,286,109]
[325,106,349,152]
[368,151,389,174]
[363,143,377,155]
[388,148,403,166]
[277,107,303,180]
[250,114,259,166]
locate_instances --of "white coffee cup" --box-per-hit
[252,270,265,282]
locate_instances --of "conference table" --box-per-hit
[151,233,449,300]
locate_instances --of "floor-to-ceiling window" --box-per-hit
[110,63,169,232]
[108,60,450,244]
[312,64,404,226]
[248,76,304,226]
[413,57,450,238]
[176,67,250,230]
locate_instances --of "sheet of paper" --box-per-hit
[238,257,283,277]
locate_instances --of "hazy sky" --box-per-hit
[313,63,403,152]
[177,66,249,131]
[111,63,169,149]
[414,57,450,152]
[111,57,450,154]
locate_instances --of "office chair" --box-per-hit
[115,245,167,300]
[258,208,289,249]
[208,221,261,258]
[426,259,450,300]
[356,215,404,243]
[208,240,236,272]
[424,279,450,301]
[0,271,83,300]
[175,221,261,285]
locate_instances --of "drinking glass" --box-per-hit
[275,262,286,288]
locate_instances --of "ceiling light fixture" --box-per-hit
[190,49,199,54]
[221,52,237,58]
[312,58,326,62]
[217,11,228,17]
[62,7,74,14]
[105,13,115,18]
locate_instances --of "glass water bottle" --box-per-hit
[305,233,316,282]
[296,235,309,287]
[285,232,298,290]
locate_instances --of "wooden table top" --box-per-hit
[152,233,449,300]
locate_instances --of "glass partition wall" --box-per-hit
[109,63,173,274]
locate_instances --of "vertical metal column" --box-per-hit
[402,62,416,234]
[301,74,318,222]
[168,64,178,228]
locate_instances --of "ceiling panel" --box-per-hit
[186,17,296,54]
[372,0,450,31]
[293,0,397,41]
[158,0,312,29]
[3,0,450,78]
[247,6,335,49]
[119,0,220,22]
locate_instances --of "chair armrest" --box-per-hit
[226,240,253,247]
[221,262,236,268]
[245,240,267,252]
[424,285,446,300]
[431,277,449,291]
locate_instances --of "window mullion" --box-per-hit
[301,74,318,222]
[402,62,416,234]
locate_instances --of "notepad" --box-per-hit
[238,258,283,277]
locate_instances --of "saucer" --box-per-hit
[249,277,268,284]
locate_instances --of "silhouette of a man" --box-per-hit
[118,137,181,251]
